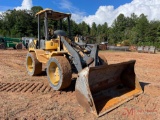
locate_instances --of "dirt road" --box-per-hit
[0,50,159,119]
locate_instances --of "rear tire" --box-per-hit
[16,43,22,49]
[47,56,72,90]
[26,52,42,76]
[0,44,6,49]
[13,46,16,49]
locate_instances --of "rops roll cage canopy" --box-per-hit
[35,9,71,48]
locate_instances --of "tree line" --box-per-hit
[0,6,160,48]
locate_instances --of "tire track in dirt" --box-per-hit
[0,54,26,58]
[0,82,53,93]
[0,50,26,68]
[0,59,25,70]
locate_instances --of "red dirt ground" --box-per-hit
[0,50,159,120]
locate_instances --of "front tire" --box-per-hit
[26,52,42,76]
[47,56,72,90]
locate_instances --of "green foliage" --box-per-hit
[0,6,43,38]
[0,8,160,48]
[31,6,43,16]
[122,40,131,46]
[108,13,160,48]
[90,22,97,36]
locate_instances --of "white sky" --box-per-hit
[81,0,160,26]
[15,0,32,10]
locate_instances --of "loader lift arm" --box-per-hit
[60,36,83,72]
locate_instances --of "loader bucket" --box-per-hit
[75,60,142,117]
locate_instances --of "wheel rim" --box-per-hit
[27,56,33,72]
[49,62,60,85]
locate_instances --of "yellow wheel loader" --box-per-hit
[26,9,142,117]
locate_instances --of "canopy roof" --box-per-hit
[35,9,71,20]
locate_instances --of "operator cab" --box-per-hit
[35,9,71,50]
